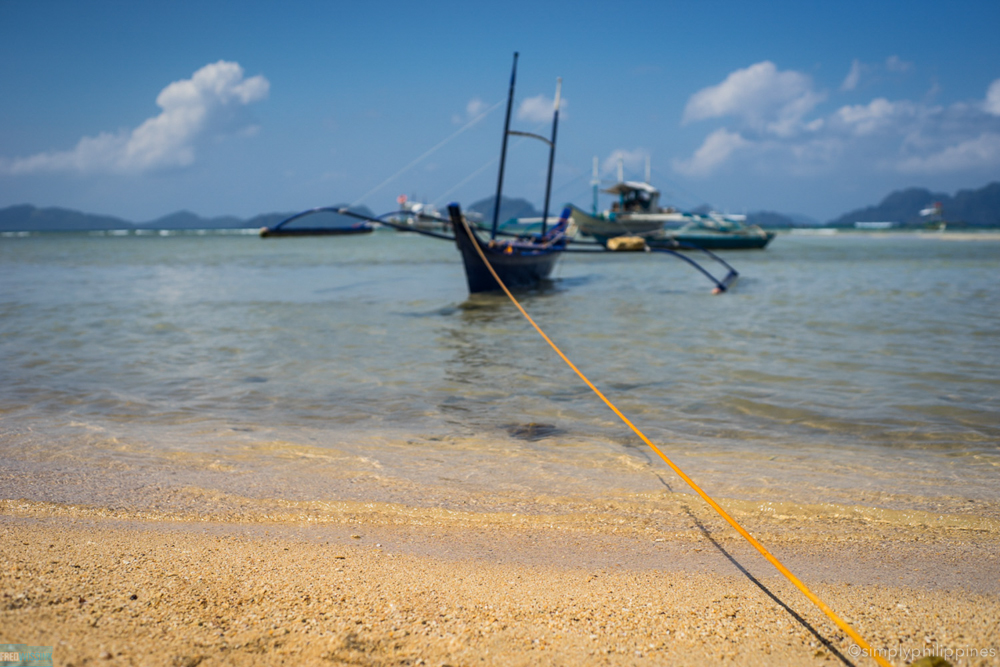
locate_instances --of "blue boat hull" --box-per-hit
[454,224,562,293]
[449,204,563,293]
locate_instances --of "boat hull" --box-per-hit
[259,225,373,238]
[569,205,665,238]
[451,211,562,293]
[648,231,776,250]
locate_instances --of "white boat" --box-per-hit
[569,156,687,238]
[389,195,484,232]
[567,158,774,249]
[569,180,686,238]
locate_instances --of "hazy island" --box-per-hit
[1,182,998,232]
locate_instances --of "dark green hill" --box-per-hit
[746,211,801,228]
[0,204,376,232]
[0,205,134,231]
[467,196,541,223]
[948,182,1000,226]
[139,210,244,229]
[827,182,1000,227]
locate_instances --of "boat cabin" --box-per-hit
[602,181,661,214]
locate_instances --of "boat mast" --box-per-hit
[491,52,519,240]
[645,155,651,183]
[591,156,599,215]
[617,157,625,210]
[540,77,561,236]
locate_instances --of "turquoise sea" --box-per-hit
[1,229,998,532]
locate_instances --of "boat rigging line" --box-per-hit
[349,99,505,209]
[453,214,891,667]
[430,121,553,208]
[431,155,498,207]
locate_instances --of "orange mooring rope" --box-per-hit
[458,218,891,667]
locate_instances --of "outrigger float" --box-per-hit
[259,207,374,237]
[261,53,738,295]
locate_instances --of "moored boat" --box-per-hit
[387,196,483,233]
[570,159,774,250]
[453,52,566,293]
[569,180,678,239]
[386,196,449,232]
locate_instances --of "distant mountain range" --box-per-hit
[746,211,819,228]
[2,182,998,232]
[826,181,1000,227]
[472,198,820,228]
[0,204,374,232]
[467,196,543,223]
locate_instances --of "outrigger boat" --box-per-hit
[445,51,567,293]
[570,160,773,250]
[387,196,449,232]
[569,159,679,239]
[569,187,674,239]
[265,53,738,294]
[387,195,482,233]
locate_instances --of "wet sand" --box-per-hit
[2,501,998,667]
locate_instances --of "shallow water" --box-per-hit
[1,229,998,535]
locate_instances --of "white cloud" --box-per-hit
[681,61,824,137]
[601,148,649,177]
[841,59,863,92]
[517,94,567,123]
[672,129,750,176]
[985,79,1000,116]
[1,61,268,175]
[885,55,913,73]
[674,64,1000,178]
[835,98,917,135]
[897,132,1000,173]
[467,98,487,117]
[455,97,489,123]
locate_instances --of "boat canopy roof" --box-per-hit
[601,181,660,196]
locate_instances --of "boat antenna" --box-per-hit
[591,156,599,216]
[540,77,561,236]
[491,52,519,240]
[617,157,625,210]
[645,155,651,184]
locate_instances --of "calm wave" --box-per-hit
[1,230,998,525]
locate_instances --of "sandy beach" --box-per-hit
[3,494,998,667]
[3,232,999,666]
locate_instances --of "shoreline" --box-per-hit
[3,502,998,666]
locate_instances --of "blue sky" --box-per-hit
[1,0,999,222]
